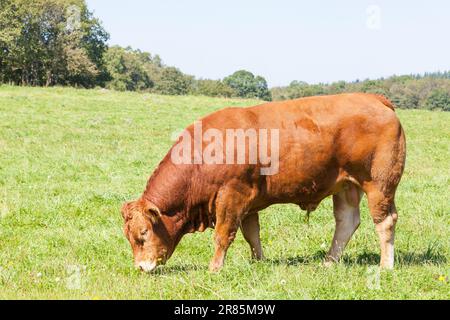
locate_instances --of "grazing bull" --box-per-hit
[121,93,406,272]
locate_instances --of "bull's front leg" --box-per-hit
[210,184,256,272]
[241,212,264,260]
[209,216,239,272]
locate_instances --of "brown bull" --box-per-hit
[121,93,406,272]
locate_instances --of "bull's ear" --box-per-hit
[143,201,161,223]
[121,202,134,221]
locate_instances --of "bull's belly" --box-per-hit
[251,174,342,213]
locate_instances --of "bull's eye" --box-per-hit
[134,229,149,245]
[140,229,148,237]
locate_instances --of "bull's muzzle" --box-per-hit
[136,261,158,273]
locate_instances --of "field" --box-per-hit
[0,86,448,299]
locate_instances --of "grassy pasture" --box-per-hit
[0,86,448,299]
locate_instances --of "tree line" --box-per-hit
[103,46,271,100]
[271,71,450,111]
[0,0,271,100]
[1,0,448,110]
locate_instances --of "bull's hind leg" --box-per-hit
[241,212,264,260]
[366,125,405,269]
[325,183,363,266]
[366,187,398,269]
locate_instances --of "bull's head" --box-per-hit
[121,198,175,273]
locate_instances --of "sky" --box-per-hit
[86,0,450,87]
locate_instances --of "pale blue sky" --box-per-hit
[86,0,450,86]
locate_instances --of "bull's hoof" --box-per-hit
[251,254,265,261]
[323,256,338,268]
[380,263,394,270]
[323,260,334,268]
[209,262,223,273]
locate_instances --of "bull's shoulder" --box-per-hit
[199,106,260,128]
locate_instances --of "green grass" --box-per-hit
[0,85,448,300]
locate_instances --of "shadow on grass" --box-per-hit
[344,249,447,266]
[153,263,208,275]
[143,245,447,274]
[268,250,327,266]
[268,248,447,267]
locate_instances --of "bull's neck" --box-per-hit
[158,205,212,250]
[142,156,212,245]
[142,154,190,214]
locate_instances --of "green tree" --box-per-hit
[103,46,152,91]
[0,0,108,87]
[282,81,325,99]
[154,67,193,95]
[424,89,450,111]
[223,70,271,100]
[191,79,235,97]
